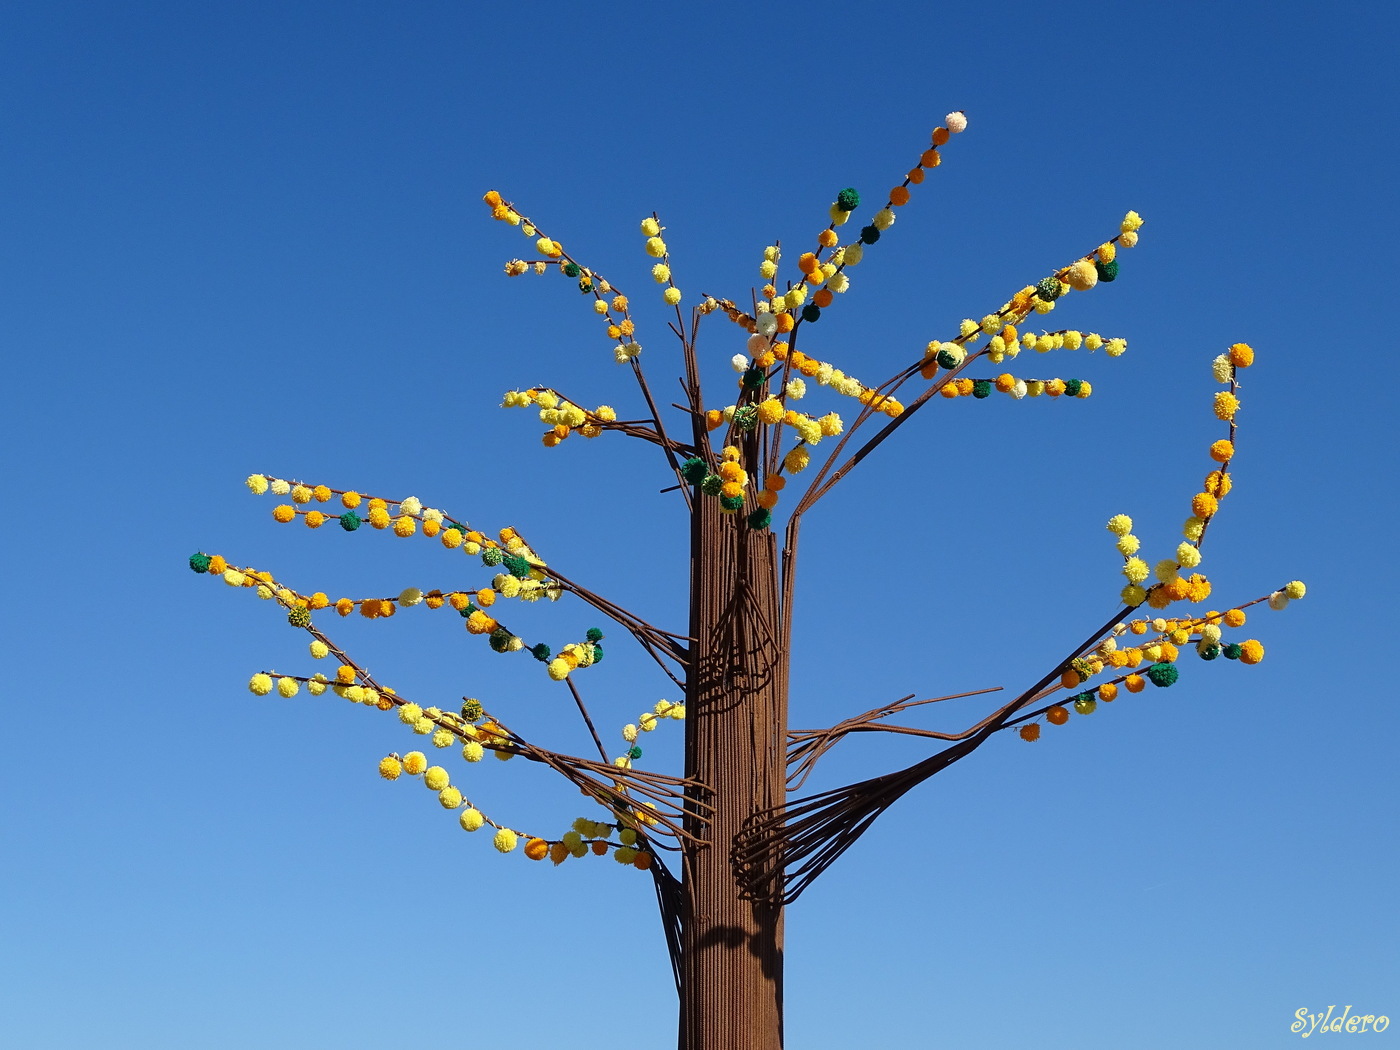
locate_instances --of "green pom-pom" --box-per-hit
[835,187,861,211]
[562,262,580,278]
[1072,693,1097,715]
[859,225,880,245]
[489,629,512,652]
[189,552,211,574]
[1199,643,1221,661]
[747,508,772,530]
[935,347,963,370]
[627,745,643,760]
[482,547,504,567]
[1069,658,1094,683]
[287,606,312,628]
[1095,258,1119,282]
[460,602,478,617]
[1064,378,1083,397]
[741,367,766,389]
[591,643,603,663]
[733,405,758,431]
[1035,276,1062,301]
[339,512,362,531]
[1145,662,1180,687]
[585,627,604,643]
[801,303,821,323]
[971,379,992,399]
[720,494,746,511]
[700,474,724,496]
[502,554,532,579]
[680,456,708,484]
[577,277,592,293]
[531,643,551,662]
[1222,643,1243,660]
[461,698,484,721]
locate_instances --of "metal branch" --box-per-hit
[545,566,692,673]
[785,686,1004,791]
[629,357,692,511]
[646,848,685,997]
[565,675,610,763]
[735,605,1135,904]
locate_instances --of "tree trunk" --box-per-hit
[681,490,787,1050]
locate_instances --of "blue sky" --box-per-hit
[3,2,1396,1047]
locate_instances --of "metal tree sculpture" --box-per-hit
[194,112,1305,1050]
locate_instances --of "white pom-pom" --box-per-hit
[945,111,968,133]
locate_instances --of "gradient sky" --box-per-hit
[3,3,1397,1048]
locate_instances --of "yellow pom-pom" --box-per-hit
[493,828,519,853]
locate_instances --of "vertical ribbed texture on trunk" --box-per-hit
[680,492,786,1050]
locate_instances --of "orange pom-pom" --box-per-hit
[1046,706,1069,726]
[1191,492,1219,519]
[1019,723,1042,742]
[1228,343,1254,367]
[890,186,910,206]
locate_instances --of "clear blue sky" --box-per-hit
[3,2,1396,1047]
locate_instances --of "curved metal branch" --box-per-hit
[785,686,1004,791]
[547,566,691,655]
[737,606,1134,904]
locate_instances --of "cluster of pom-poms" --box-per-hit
[246,646,662,869]
[500,387,620,448]
[203,478,610,684]
[679,445,779,530]
[484,190,643,364]
[615,699,686,769]
[375,698,663,869]
[1104,342,1254,609]
[1014,582,1305,741]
